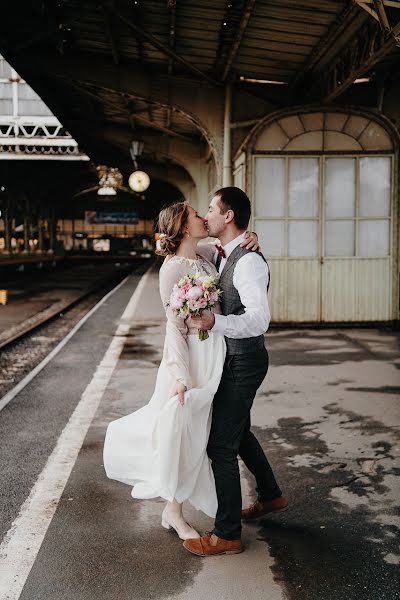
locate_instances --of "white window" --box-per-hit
[255,157,285,217]
[254,155,391,259]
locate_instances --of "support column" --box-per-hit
[37,215,44,254]
[223,84,232,187]
[4,207,12,255]
[71,218,75,251]
[48,211,56,255]
[23,208,30,254]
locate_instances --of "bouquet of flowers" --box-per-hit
[168,272,222,341]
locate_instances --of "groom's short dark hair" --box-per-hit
[214,187,251,229]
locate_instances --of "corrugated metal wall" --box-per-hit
[322,258,392,321]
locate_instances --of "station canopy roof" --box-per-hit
[1,1,399,175]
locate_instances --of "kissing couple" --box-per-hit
[103,186,288,556]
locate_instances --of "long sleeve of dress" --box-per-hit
[159,259,192,390]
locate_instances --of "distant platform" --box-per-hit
[0,253,153,267]
[0,254,63,267]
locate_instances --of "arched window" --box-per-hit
[253,112,393,152]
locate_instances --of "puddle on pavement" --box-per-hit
[243,408,400,600]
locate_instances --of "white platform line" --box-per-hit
[0,265,154,600]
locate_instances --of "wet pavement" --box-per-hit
[0,269,399,599]
[249,328,400,600]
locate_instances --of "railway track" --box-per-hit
[0,260,152,399]
[0,271,128,350]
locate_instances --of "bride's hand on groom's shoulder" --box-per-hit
[170,380,187,406]
[241,231,261,252]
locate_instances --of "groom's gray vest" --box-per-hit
[217,245,270,355]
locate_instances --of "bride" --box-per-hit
[103,200,259,540]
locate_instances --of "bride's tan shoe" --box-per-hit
[161,516,201,540]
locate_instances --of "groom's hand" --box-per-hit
[241,231,260,252]
[191,312,215,331]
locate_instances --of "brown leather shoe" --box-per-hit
[183,533,244,556]
[241,496,289,520]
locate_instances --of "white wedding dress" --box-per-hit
[103,244,226,518]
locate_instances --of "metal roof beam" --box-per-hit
[289,3,367,93]
[230,117,260,129]
[355,0,400,42]
[102,3,120,65]
[165,0,176,129]
[110,6,220,86]
[222,0,256,82]
[166,1,176,129]
[167,1,177,76]
[356,1,381,21]
[132,107,151,116]
[373,0,391,30]
[166,107,172,130]
[317,19,396,103]
[121,95,137,132]
[132,114,198,143]
[70,81,125,116]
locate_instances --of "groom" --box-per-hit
[186,187,288,556]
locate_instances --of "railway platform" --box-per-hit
[0,266,399,600]
[0,255,63,268]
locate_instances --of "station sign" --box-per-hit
[85,211,139,224]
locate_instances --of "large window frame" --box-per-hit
[252,153,394,261]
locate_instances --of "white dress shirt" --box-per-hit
[211,232,271,339]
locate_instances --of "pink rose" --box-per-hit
[170,296,184,310]
[188,299,198,311]
[170,287,184,310]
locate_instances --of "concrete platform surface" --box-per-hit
[0,266,399,600]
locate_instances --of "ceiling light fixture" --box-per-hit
[240,76,288,85]
[96,165,123,196]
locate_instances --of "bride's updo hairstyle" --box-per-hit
[156,200,189,256]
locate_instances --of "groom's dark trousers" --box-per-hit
[207,345,282,540]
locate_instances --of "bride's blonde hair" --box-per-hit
[156,200,189,257]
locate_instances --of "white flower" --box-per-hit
[187,286,203,300]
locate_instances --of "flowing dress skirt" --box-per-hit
[103,332,226,518]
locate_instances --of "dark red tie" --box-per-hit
[215,244,226,258]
